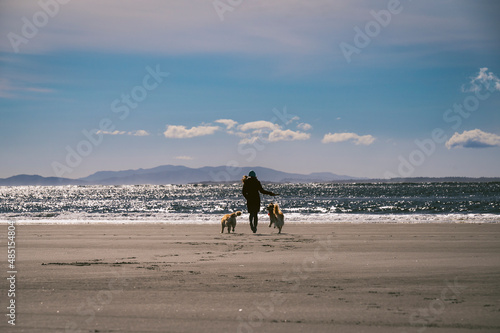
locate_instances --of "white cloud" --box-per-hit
[297,122,312,131]
[162,117,311,144]
[130,130,150,136]
[215,119,238,129]
[234,119,310,144]
[445,129,500,149]
[96,130,150,136]
[268,129,310,142]
[163,125,219,139]
[287,116,300,125]
[97,130,126,135]
[462,68,500,93]
[237,120,279,132]
[175,155,194,160]
[238,136,261,145]
[237,128,310,145]
[322,132,375,145]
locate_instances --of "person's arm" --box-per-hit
[258,181,277,196]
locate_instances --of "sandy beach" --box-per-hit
[2,222,500,333]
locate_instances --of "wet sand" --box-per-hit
[2,223,500,332]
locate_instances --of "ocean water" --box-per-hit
[0,182,499,224]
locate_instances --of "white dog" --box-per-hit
[221,211,241,233]
[266,203,284,234]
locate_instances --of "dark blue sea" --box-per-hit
[1,182,499,224]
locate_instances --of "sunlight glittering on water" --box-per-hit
[1,183,499,224]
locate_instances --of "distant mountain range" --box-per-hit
[0,165,498,186]
[0,165,356,186]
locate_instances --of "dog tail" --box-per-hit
[274,204,282,216]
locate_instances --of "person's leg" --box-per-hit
[254,213,258,233]
[249,213,255,231]
[247,202,260,233]
[250,212,258,232]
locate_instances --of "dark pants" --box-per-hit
[249,211,258,232]
[247,202,260,233]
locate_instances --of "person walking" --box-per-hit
[242,170,277,233]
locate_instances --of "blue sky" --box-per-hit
[1,0,499,179]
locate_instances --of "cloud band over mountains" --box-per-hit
[163,118,311,144]
[163,118,376,146]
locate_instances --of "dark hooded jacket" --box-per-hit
[242,176,274,213]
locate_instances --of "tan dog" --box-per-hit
[266,203,284,234]
[221,211,242,233]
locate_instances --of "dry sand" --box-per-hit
[1,222,500,333]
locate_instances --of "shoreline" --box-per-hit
[2,213,500,225]
[2,223,499,332]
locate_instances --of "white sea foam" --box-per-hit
[2,213,499,225]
